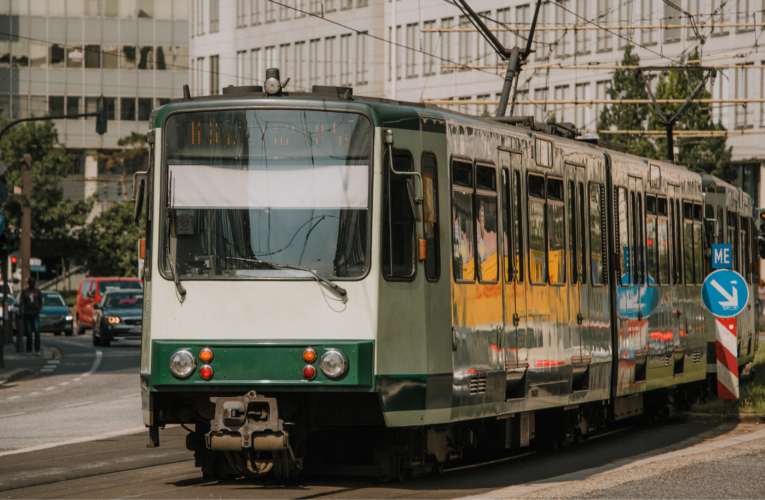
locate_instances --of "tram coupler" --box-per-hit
[206,391,295,459]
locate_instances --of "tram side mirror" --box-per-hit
[758,236,765,259]
[132,171,147,224]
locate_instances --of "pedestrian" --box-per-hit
[21,277,42,356]
[759,279,765,318]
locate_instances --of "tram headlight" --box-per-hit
[319,350,348,379]
[169,349,196,379]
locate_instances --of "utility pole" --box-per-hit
[15,154,30,352]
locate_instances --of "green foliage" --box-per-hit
[597,44,658,159]
[0,118,93,257]
[599,46,734,182]
[649,52,734,181]
[692,343,765,414]
[481,105,490,118]
[78,201,144,277]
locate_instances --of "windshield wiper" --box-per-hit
[226,257,347,297]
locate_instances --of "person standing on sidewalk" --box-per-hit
[21,277,42,355]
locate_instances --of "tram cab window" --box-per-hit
[589,183,605,285]
[527,173,547,284]
[657,197,670,285]
[547,177,565,285]
[452,159,475,281]
[683,202,695,285]
[475,164,499,283]
[645,195,658,285]
[383,151,417,280]
[422,154,440,281]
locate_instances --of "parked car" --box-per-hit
[76,278,142,334]
[12,291,74,336]
[92,290,143,347]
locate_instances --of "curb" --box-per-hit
[682,412,765,423]
[0,368,35,384]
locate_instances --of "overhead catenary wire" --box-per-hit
[423,98,765,105]
[420,22,765,32]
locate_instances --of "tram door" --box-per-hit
[568,164,589,363]
[500,152,528,372]
[667,186,681,351]
[628,176,647,374]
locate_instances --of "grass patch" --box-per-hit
[692,343,765,414]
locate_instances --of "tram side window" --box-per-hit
[674,200,682,284]
[578,182,587,285]
[452,160,475,281]
[743,216,752,284]
[382,151,416,280]
[645,195,658,285]
[547,177,565,285]
[528,173,546,284]
[568,181,577,284]
[617,187,629,287]
[728,210,737,271]
[693,203,703,285]
[422,154,440,281]
[512,168,524,283]
[657,197,670,285]
[718,207,724,242]
[589,183,604,285]
[475,164,499,283]
[683,202,695,285]
[636,193,645,285]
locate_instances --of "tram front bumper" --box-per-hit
[206,391,290,453]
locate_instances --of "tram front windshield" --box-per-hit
[163,109,372,280]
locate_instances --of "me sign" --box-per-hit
[712,243,732,269]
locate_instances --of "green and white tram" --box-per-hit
[136,75,756,480]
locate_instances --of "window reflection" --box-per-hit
[476,195,498,282]
[453,191,474,281]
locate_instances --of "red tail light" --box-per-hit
[302,365,317,380]
[199,365,213,380]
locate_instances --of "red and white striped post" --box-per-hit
[715,318,739,400]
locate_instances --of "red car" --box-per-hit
[76,277,143,334]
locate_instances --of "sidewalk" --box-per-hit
[0,343,62,383]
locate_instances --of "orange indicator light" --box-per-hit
[303,348,317,363]
[199,348,214,363]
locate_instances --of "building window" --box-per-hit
[324,36,335,85]
[388,25,401,81]
[575,0,589,54]
[553,85,569,123]
[309,0,321,14]
[85,96,99,118]
[104,97,116,120]
[138,46,154,69]
[477,94,490,116]
[713,69,729,128]
[265,46,275,71]
[534,87,548,122]
[575,83,590,129]
[515,89,528,117]
[251,0,261,24]
[687,0,700,38]
[49,96,64,116]
[358,0,368,6]
[294,41,305,90]
[663,0,681,43]
[737,0,753,28]
[441,17,453,73]
[595,80,608,126]
[279,1,290,20]
[279,43,290,81]
[340,34,351,86]
[237,0,247,27]
[138,98,152,121]
[736,63,753,128]
[641,0,657,45]
[476,11,490,67]
[251,48,261,83]
[356,33,368,85]
[210,55,220,95]
[596,0,612,51]
[325,0,335,12]
[423,20,436,76]
[516,4,529,48]
[535,2,550,61]
[341,0,352,9]
[265,0,275,22]
[309,39,320,87]
[458,15,470,70]
[121,97,136,120]
[555,0,570,58]
[496,8,510,68]
[195,0,204,35]
[405,23,418,78]
[210,0,220,32]
[710,0,728,35]
[236,50,246,85]
[66,96,80,116]
[618,0,633,48]
[195,57,204,95]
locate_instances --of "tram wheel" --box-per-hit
[224,451,273,479]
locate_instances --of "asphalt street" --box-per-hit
[0,333,143,452]
[0,334,764,498]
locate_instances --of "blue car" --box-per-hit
[13,291,74,336]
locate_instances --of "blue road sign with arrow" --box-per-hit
[702,269,750,318]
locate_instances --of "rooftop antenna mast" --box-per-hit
[454,0,542,118]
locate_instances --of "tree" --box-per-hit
[100,132,147,202]
[79,201,144,277]
[0,118,93,257]
[597,44,658,159]
[648,52,734,181]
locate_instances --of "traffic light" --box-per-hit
[10,256,17,272]
[0,233,7,254]
[95,95,108,135]
[758,209,765,259]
